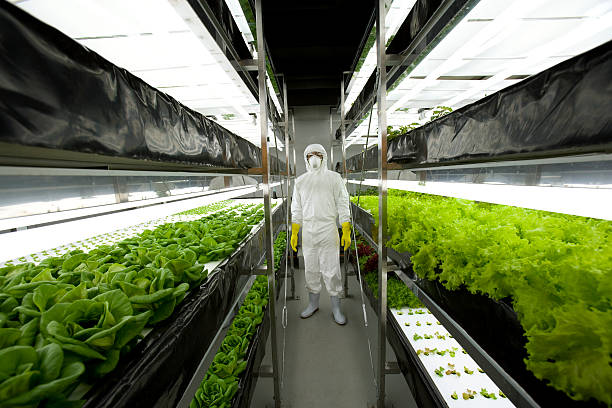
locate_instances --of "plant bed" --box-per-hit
[351,237,444,408]
[0,202,279,408]
[354,237,518,407]
[351,191,611,407]
[190,232,286,408]
[232,295,271,408]
[188,275,270,408]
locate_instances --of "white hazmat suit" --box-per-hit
[291,144,350,322]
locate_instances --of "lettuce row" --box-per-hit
[190,276,269,408]
[0,205,265,407]
[190,234,286,408]
[353,190,612,405]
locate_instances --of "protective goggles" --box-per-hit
[306,152,323,160]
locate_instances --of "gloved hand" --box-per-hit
[341,222,352,251]
[291,223,300,252]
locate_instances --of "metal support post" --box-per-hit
[340,76,350,297]
[329,110,334,166]
[340,77,348,180]
[291,111,297,179]
[255,1,281,406]
[282,78,296,300]
[290,111,299,275]
[375,0,388,406]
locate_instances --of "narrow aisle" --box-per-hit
[251,256,417,408]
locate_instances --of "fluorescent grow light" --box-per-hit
[344,0,417,109]
[348,179,612,221]
[386,0,612,116]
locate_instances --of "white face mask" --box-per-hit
[308,155,322,170]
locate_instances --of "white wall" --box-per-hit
[293,106,334,176]
[290,106,371,176]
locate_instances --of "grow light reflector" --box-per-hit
[349,179,612,221]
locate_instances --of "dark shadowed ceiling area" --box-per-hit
[263,0,375,107]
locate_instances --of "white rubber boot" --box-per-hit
[330,296,346,325]
[300,292,320,318]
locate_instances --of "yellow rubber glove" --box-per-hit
[291,223,300,252]
[341,222,352,251]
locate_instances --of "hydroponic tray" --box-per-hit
[356,260,515,408]
[390,308,514,407]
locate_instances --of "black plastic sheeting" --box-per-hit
[346,143,379,173]
[347,146,375,172]
[81,201,286,407]
[340,0,442,135]
[386,0,443,55]
[351,201,377,241]
[352,204,606,408]
[346,40,612,172]
[0,2,281,171]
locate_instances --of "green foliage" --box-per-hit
[190,233,287,408]
[351,187,378,197]
[0,344,85,407]
[190,373,238,408]
[355,26,376,73]
[364,272,423,309]
[353,190,612,405]
[387,123,422,141]
[273,234,288,272]
[0,204,266,406]
[174,200,235,216]
[238,0,256,41]
[428,106,452,122]
[357,237,423,309]
[386,106,452,142]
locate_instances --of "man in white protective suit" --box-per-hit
[290,143,352,325]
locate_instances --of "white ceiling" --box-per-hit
[347,0,612,143]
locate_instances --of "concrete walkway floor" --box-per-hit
[250,256,418,408]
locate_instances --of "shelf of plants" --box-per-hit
[188,233,287,408]
[350,190,611,408]
[0,197,287,408]
[352,233,515,408]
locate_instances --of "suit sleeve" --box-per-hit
[335,174,351,225]
[291,182,303,225]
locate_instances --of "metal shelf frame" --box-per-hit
[338,2,390,407]
[338,0,478,139]
[335,11,612,399]
[0,0,296,406]
[350,207,540,408]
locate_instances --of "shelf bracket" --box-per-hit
[232,59,259,71]
[384,361,401,374]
